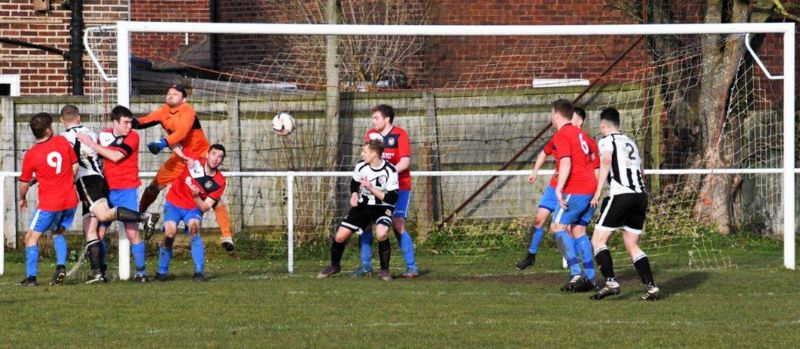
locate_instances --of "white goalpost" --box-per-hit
[1,22,795,279]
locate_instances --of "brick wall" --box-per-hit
[2,0,797,95]
[129,0,210,68]
[421,1,650,88]
[0,0,128,95]
[214,0,286,73]
[210,0,700,89]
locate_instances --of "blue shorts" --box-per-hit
[552,194,595,226]
[28,207,77,233]
[393,190,411,218]
[538,186,558,212]
[164,201,203,227]
[100,188,139,228]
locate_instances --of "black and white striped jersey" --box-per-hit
[61,125,103,179]
[597,132,646,195]
[352,160,399,207]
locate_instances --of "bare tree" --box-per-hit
[608,0,778,234]
[692,0,775,234]
[289,0,430,90]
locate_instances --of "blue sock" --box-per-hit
[398,232,416,270]
[191,235,205,274]
[554,231,581,276]
[358,230,373,269]
[528,226,545,254]
[574,235,595,280]
[131,242,146,274]
[53,234,67,266]
[99,239,107,269]
[25,246,39,277]
[158,246,172,275]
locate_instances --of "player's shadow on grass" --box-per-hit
[657,271,709,299]
[616,271,709,300]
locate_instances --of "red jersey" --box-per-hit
[165,155,226,209]
[98,128,141,190]
[550,124,598,195]
[20,136,79,211]
[583,130,601,170]
[365,127,411,190]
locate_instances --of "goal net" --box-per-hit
[69,21,796,278]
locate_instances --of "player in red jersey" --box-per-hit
[548,99,599,292]
[133,83,235,251]
[516,107,599,272]
[153,144,227,282]
[77,105,157,283]
[17,113,79,286]
[353,104,418,278]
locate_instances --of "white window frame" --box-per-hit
[0,74,21,96]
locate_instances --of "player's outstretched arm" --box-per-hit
[132,107,165,130]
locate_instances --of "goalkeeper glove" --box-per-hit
[147,138,168,154]
[131,117,140,129]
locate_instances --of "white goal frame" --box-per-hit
[1,22,794,278]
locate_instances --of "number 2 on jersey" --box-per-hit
[624,143,636,160]
[47,152,63,174]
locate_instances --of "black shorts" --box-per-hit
[596,193,648,234]
[339,205,394,233]
[76,174,110,216]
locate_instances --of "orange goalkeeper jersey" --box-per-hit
[138,102,210,155]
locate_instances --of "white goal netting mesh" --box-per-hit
[73,25,790,272]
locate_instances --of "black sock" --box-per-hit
[594,247,615,280]
[114,207,146,222]
[331,241,346,268]
[163,236,175,249]
[378,239,391,271]
[86,239,102,270]
[633,254,655,285]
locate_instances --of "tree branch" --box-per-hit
[772,0,800,22]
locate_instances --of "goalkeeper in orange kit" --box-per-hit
[133,83,236,251]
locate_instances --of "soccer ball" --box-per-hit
[272,112,295,136]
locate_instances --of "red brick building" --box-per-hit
[0,0,796,96]
[0,0,210,95]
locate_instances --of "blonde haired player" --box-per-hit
[318,139,399,281]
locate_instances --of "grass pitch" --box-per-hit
[0,247,798,348]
